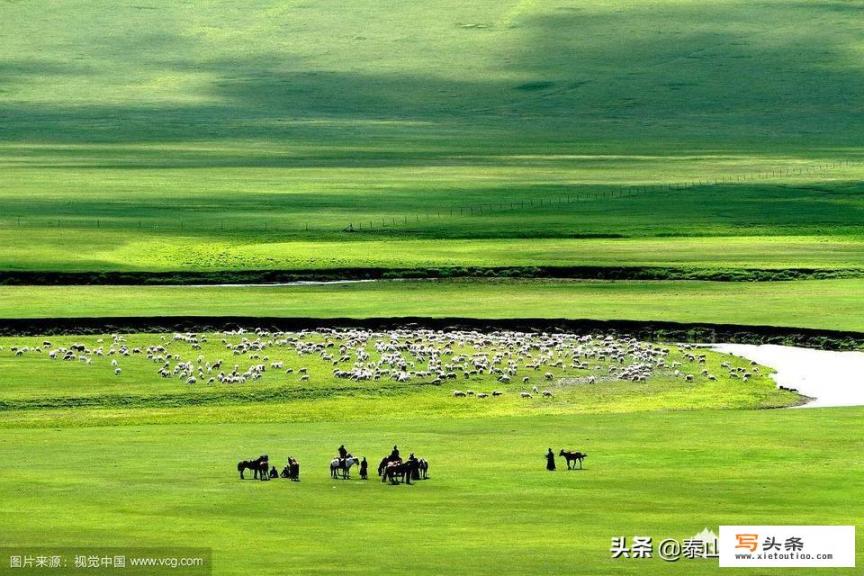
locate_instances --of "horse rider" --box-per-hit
[359,457,368,480]
[338,444,348,460]
[390,445,400,462]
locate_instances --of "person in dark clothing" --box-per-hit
[390,445,400,461]
[269,466,279,479]
[338,444,348,460]
[408,453,420,480]
[359,457,368,480]
[546,448,556,471]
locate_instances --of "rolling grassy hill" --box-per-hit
[3,0,864,145]
[1,0,863,273]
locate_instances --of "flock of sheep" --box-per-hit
[0,329,758,397]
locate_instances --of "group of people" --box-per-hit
[268,457,300,481]
[331,443,423,482]
[240,444,432,483]
[237,454,299,481]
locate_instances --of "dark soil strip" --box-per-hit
[2,266,863,285]
[1,316,861,350]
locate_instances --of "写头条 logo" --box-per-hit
[719,525,855,568]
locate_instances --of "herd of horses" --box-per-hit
[376,455,429,484]
[239,448,587,484]
[238,452,430,485]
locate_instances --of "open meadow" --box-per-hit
[2,0,863,574]
[0,329,859,575]
[1,279,863,333]
[2,409,863,576]
[1,0,863,276]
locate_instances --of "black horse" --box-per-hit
[381,457,423,485]
[238,455,269,480]
[559,450,587,470]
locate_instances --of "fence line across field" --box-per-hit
[1,160,857,235]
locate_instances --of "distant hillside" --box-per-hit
[2,0,864,147]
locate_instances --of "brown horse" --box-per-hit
[381,460,414,485]
[559,450,587,470]
[238,455,269,480]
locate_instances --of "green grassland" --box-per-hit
[1,409,862,576]
[4,1,863,145]
[1,0,864,272]
[1,279,862,332]
[0,331,796,415]
[3,232,864,274]
[2,2,864,574]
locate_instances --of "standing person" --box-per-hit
[408,453,420,480]
[546,448,556,471]
[359,457,368,480]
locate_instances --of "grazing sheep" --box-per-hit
[520,392,532,398]
[6,329,710,405]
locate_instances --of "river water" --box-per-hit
[710,344,864,409]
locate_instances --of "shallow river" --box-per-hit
[711,344,864,408]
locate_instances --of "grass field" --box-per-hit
[2,234,864,274]
[0,331,796,413]
[3,1,863,574]
[1,409,862,575]
[1,1,864,273]
[4,1,863,144]
[0,279,862,332]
